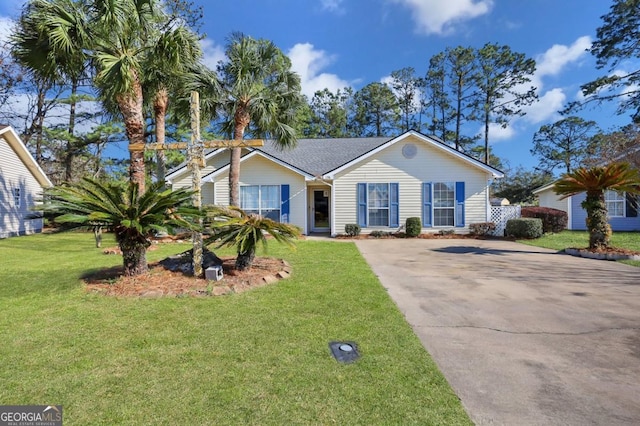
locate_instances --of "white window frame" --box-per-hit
[367,183,390,227]
[605,190,625,218]
[433,182,455,227]
[13,187,20,208]
[240,185,281,221]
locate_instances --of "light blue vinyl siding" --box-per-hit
[570,192,640,231]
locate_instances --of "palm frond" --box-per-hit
[204,205,300,254]
[554,162,640,199]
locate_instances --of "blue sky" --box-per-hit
[0,0,636,171]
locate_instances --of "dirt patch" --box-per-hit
[83,256,291,297]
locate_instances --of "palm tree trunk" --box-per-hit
[582,191,611,249]
[120,241,149,276]
[27,82,49,165]
[230,105,250,206]
[235,249,255,271]
[118,73,146,194]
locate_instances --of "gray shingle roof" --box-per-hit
[167,131,504,180]
[255,137,391,176]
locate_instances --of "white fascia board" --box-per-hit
[532,181,558,195]
[0,126,53,187]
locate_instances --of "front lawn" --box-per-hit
[519,230,640,267]
[0,232,471,425]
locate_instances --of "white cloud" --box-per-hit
[287,43,349,98]
[498,36,590,132]
[486,122,515,142]
[390,0,493,35]
[535,36,591,78]
[200,38,225,71]
[0,16,15,44]
[320,0,345,13]
[523,88,566,123]
[524,36,592,97]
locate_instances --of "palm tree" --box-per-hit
[144,26,202,184]
[41,178,200,276]
[194,33,303,206]
[11,0,89,181]
[206,206,300,271]
[13,0,202,192]
[554,162,640,249]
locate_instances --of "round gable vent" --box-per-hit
[402,143,417,159]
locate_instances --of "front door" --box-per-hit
[312,189,330,231]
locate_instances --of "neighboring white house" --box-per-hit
[167,130,504,236]
[0,125,53,238]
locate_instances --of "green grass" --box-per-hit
[519,230,640,267]
[0,232,471,425]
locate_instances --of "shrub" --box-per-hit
[345,223,361,237]
[437,229,455,236]
[521,206,567,233]
[206,206,301,271]
[369,230,393,238]
[469,222,496,236]
[505,218,543,239]
[405,217,422,237]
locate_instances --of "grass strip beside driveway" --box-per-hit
[518,230,640,267]
[0,233,471,425]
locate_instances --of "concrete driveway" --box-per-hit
[356,238,640,426]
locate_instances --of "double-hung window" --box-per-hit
[433,182,455,226]
[357,183,399,228]
[423,181,464,228]
[368,183,390,226]
[240,185,281,221]
[605,190,625,217]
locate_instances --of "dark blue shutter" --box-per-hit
[357,183,367,227]
[626,193,638,217]
[422,182,432,227]
[280,184,290,223]
[390,183,399,227]
[455,181,465,227]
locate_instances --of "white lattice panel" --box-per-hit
[491,205,521,236]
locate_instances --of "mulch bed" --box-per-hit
[83,255,290,298]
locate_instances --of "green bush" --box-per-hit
[405,217,422,237]
[345,223,361,237]
[505,218,543,239]
[521,207,568,233]
[369,230,393,238]
[469,222,496,236]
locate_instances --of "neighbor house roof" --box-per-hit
[532,182,557,194]
[0,125,53,188]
